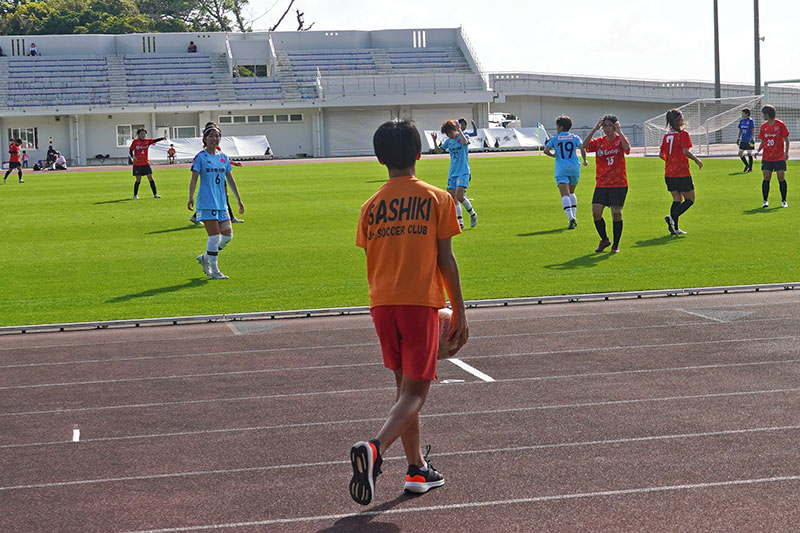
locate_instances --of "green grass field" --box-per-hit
[0,155,796,326]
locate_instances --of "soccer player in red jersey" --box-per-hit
[129,128,166,199]
[581,115,630,253]
[4,138,23,184]
[755,105,790,208]
[660,110,703,235]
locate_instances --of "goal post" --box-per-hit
[644,95,763,157]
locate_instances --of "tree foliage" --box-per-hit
[0,0,252,35]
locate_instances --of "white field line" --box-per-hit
[2,387,799,449]
[2,425,800,492]
[448,358,495,382]
[125,475,800,532]
[3,333,800,391]
[2,358,799,418]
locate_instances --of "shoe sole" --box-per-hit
[349,442,375,505]
[404,479,445,494]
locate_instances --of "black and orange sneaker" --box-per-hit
[349,439,382,505]
[404,462,445,494]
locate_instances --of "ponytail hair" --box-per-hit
[665,109,685,131]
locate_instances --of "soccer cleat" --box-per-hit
[675,228,687,235]
[762,200,769,208]
[665,215,676,235]
[196,254,212,277]
[209,271,229,280]
[231,217,244,223]
[610,246,620,254]
[153,194,161,198]
[18,179,23,183]
[133,195,140,199]
[595,239,611,253]
[190,213,201,225]
[349,440,382,506]
[404,463,445,494]
[782,201,789,208]
[469,211,477,228]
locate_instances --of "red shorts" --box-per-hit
[370,305,439,381]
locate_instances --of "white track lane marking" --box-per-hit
[2,358,799,418]
[677,308,726,322]
[124,475,800,532]
[2,425,800,492]
[3,387,799,449]
[4,333,800,391]
[2,315,798,370]
[448,358,495,382]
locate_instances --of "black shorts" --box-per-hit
[592,187,628,207]
[665,176,694,192]
[762,160,787,172]
[133,164,153,176]
[8,161,21,170]
[739,141,755,151]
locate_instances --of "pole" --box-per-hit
[754,0,761,95]
[713,0,721,99]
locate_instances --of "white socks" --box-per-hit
[218,234,233,251]
[206,234,220,272]
[570,194,577,219]
[561,194,578,219]
[461,198,475,215]
[455,203,463,225]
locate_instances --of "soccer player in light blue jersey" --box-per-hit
[544,115,588,228]
[737,108,756,173]
[431,120,477,229]
[188,124,245,279]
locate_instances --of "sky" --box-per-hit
[244,0,799,86]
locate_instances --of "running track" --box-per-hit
[1,290,799,532]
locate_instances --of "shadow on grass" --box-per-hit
[544,252,613,270]
[107,277,207,303]
[316,493,420,533]
[94,198,134,205]
[518,227,567,237]
[633,235,680,248]
[742,207,778,215]
[147,226,202,235]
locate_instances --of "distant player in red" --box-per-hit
[755,105,790,208]
[129,128,166,199]
[660,109,702,235]
[4,138,23,184]
[582,115,630,253]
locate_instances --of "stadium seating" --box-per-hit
[123,55,219,104]
[6,56,111,107]
[276,47,472,77]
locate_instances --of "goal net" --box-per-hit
[764,80,800,146]
[643,95,763,157]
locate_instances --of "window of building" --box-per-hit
[116,124,146,147]
[232,116,246,124]
[290,114,303,122]
[247,115,261,123]
[276,114,289,122]
[8,127,38,149]
[172,126,197,139]
[219,116,233,124]
[261,115,275,123]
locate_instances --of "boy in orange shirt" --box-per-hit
[350,119,469,506]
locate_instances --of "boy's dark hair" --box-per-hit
[458,118,467,126]
[762,105,776,119]
[555,115,572,131]
[136,128,147,134]
[373,119,421,169]
[441,120,459,134]
[602,114,618,125]
[742,108,751,116]
[665,109,685,131]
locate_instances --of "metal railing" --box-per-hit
[319,72,486,97]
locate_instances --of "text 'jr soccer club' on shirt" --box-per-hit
[660,129,693,178]
[130,138,159,166]
[546,132,583,177]
[739,117,755,143]
[586,134,630,187]
[441,136,470,178]
[759,119,790,161]
[356,176,461,309]
[192,150,232,210]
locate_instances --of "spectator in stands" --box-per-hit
[21,150,28,168]
[188,41,197,53]
[29,43,40,56]
[0,46,6,57]
[46,152,68,171]
[167,144,177,164]
[4,138,23,183]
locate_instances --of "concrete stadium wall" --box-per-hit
[0,115,72,164]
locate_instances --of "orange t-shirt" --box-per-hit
[356,176,461,309]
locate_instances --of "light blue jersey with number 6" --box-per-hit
[546,132,583,177]
[192,149,232,210]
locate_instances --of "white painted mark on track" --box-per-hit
[448,358,495,382]
[126,475,800,531]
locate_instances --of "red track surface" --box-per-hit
[2,291,799,532]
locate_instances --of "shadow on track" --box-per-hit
[106,278,207,303]
[317,493,419,533]
[518,227,567,237]
[544,252,612,270]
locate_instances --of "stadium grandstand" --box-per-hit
[0,27,798,165]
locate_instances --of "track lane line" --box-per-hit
[448,358,495,382]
